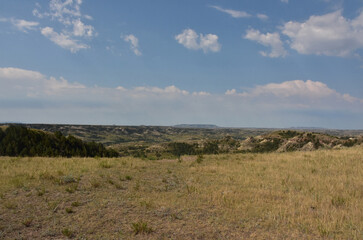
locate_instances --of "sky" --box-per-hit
[0,0,363,129]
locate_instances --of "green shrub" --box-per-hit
[62,228,74,238]
[131,221,153,235]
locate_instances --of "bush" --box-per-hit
[168,142,197,157]
[131,221,153,235]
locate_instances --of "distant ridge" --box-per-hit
[173,124,220,129]
[289,127,327,130]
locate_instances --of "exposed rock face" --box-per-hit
[239,130,362,153]
[301,142,314,151]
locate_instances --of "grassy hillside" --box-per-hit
[0,125,118,157]
[1,146,362,239]
[15,124,276,146]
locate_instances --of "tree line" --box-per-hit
[0,125,118,157]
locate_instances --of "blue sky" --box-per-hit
[0,0,362,128]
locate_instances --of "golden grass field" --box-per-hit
[0,146,362,239]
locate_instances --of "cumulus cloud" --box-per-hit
[33,0,95,53]
[175,29,221,53]
[244,29,287,57]
[123,34,142,56]
[281,0,289,3]
[282,10,363,57]
[210,5,251,18]
[41,27,89,53]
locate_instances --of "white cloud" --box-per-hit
[193,91,211,96]
[210,6,268,21]
[244,29,287,58]
[11,19,39,32]
[123,34,142,56]
[41,27,89,53]
[226,80,362,105]
[0,18,39,32]
[210,5,251,18]
[1,67,362,128]
[175,29,199,50]
[175,29,221,53]
[33,0,95,52]
[257,14,269,20]
[72,18,94,37]
[48,0,82,24]
[0,67,85,97]
[0,67,44,80]
[281,0,289,3]
[84,15,93,20]
[236,80,336,98]
[225,89,237,95]
[282,10,363,57]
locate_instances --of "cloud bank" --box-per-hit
[1,67,362,128]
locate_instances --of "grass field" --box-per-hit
[0,146,362,239]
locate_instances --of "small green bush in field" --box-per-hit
[62,228,74,238]
[131,221,153,235]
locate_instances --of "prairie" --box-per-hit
[0,146,362,239]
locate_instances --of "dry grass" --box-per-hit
[0,146,362,239]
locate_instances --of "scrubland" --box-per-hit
[0,146,362,239]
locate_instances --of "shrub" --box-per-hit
[65,207,74,214]
[22,218,33,227]
[62,228,74,238]
[131,221,153,235]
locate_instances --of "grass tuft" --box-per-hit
[99,160,112,169]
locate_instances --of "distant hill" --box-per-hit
[9,124,275,146]
[173,124,220,129]
[0,123,362,149]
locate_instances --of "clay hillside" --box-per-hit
[240,130,363,153]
